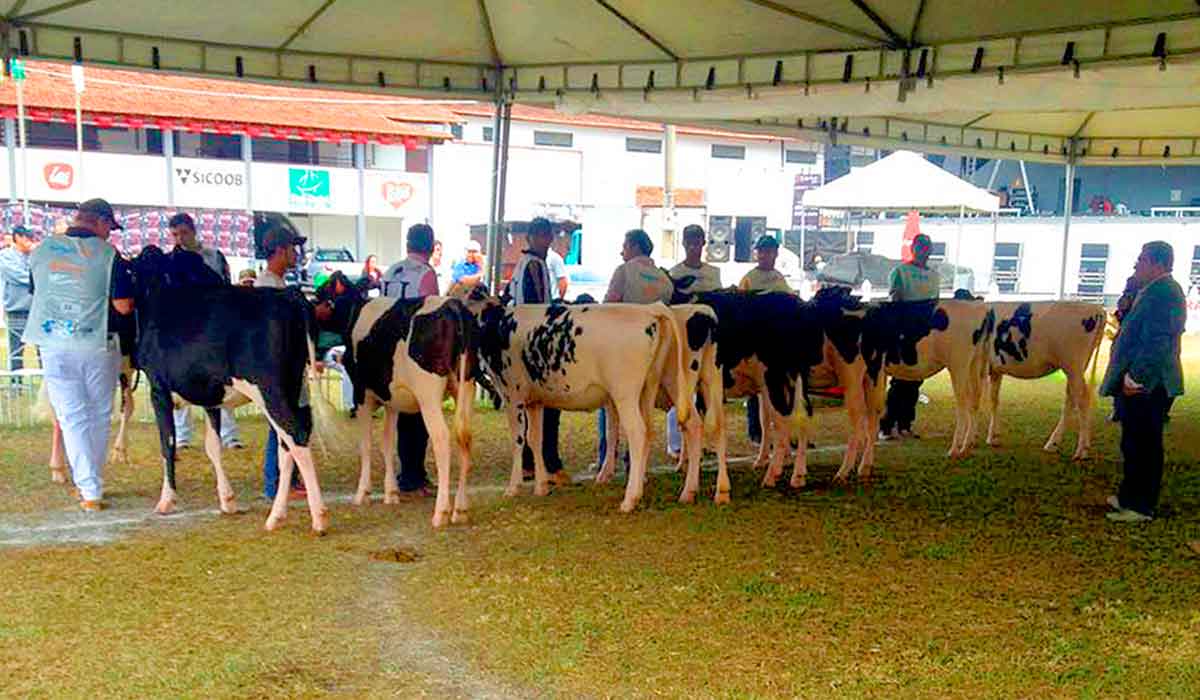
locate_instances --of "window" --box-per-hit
[533,130,573,148]
[785,149,817,164]
[711,144,745,160]
[251,138,352,167]
[24,121,163,155]
[450,124,464,140]
[855,231,874,254]
[929,241,947,264]
[850,145,877,167]
[626,137,662,154]
[405,147,429,173]
[1077,243,1109,298]
[482,126,494,142]
[176,132,243,160]
[992,242,1022,293]
[1190,245,1200,293]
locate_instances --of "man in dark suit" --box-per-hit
[1099,241,1186,522]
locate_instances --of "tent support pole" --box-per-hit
[798,206,806,271]
[989,212,998,294]
[493,99,513,285]
[954,204,964,288]
[484,73,507,293]
[1057,153,1076,300]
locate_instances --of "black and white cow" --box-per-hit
[131,247,329,534]
[472,299,689,513]
[338,293,479,528]
[981,301,1107,459]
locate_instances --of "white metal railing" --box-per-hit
[1150,207,1200,218]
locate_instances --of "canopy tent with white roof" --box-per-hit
[798,150,999,281]
[1,1,1197,292]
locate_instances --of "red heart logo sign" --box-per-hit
[381,181,414,209]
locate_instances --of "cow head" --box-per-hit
[314,270,367,341]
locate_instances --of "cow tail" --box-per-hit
[657,304,691,427]
[453,349,474,454]
[1086,310,1107,387]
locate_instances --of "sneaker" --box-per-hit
[878,429,898,441]
[224,439,245,450]
[397,486,434,500]
[176,441,191,450]
[79,499,104,512]
[1105,495,1121,510]
[898,429,920,439]
[1106,508,1153,523]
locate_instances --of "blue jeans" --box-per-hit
[262,426,298,499]
[596,408,630,471]
[666,406,682,455]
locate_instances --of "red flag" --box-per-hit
[900,210,921,263]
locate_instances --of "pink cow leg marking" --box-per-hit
[353,398,375,505]
[204,416,238,515]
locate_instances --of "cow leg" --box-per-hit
[985,373,1004,447]
[678,405,703,504]
[712,404,731,504]
[450,412,473,525]
[504,407,525,497]
[281,439,328,535]
[615,398,649,513]
[761,407,788,488]
[595,402,621,485]
[109,372,134,465]
[789,423,808,489]
[150,381,180,515]
[265,442,296,531]
[858,379,885,478]
[946,369,969,458]
[833,380,867,485]
[419,399,454,528]
[752,392,771,469]
[353,397,376,505]
[203,408,238,514]
[1061,370,1091,460]
[526,406,551,497]
[381,408,401,504]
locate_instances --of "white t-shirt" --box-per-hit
[255,269,286,289]
[547,249,567,285]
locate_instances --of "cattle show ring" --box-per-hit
[3,2,1200,698]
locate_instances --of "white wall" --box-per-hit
[430,118,822,274]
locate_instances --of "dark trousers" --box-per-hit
[1117,387,1169,517]
[395,411,429,491]
[524,408,563,474]
[747,396,762,443]
[880,379,923,433]
[262,426,300,499]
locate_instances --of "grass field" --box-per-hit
[1,342,1198,698]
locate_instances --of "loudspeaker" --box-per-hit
[748,217,767,245]
[707,215,732,262]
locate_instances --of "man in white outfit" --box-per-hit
[166,212,244,449]
[25,199,134,511]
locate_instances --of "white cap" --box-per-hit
[465,240,482,252]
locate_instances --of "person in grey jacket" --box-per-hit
[0,225,38,374]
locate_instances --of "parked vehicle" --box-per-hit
[305,247,359,286]
[816,250,975,298]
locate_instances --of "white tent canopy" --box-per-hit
[801,151,999,212]
[3,1,1198,164]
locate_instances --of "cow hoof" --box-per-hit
[550,471,573,487]
[986,439,1000,448]
[50,468,68,484]
[1042,443,1059,453]
[352,492,369,506]
[761,475,777,488]
[451,509,469,525]
[265,513,285,531]
[310,509,330,535]
[431,511,448,529]
[219,501,239,516]
[714,491,731,505]
[533,483,550,497]
[790,476,807,489]
[503,486,519,498]
[383,492,400,505]
[154,499,177,516]
[678,491,696,505]
[619,499,637,513]
[1072,451,1089,462]
[594,471,612,485]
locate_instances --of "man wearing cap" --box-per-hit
[0,225,38,376]
[738,235,792,446]
[238,268,257,287]
[382,224,440,497]
[879,232,941,440]
[25,199,134,511]
[450,239,486,288]
[167,212,243,451]
[256,220,307,500]
[665,224,723,458]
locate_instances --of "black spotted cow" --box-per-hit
[982,301,1107,460]
[131,247,330,534]
[474,300,689,513]
[600,303,728,505]
[881,299,994,457]
[339,294,478,527]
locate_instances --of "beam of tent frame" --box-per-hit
[7,13,1199,95]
